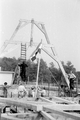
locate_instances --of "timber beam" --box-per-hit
[4,41,55,48]
[0,97,42,111]
[41,111,55,120]
[52,96,75,104]
[40,96,75,104]
[43,104,80,111]
[43,106,80,120]
[1,114,22,120]
[39,97,55,103]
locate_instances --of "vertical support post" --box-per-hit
[0,108,1,120]
[48,82,50,97]
[26,44,28,60]
[11,72,14,85]
[36,58,41,97]
[28,76,29,83]
[42,78,43,85]
[76,78,78,95]
[11,92,12,98]
[30,19,34,46]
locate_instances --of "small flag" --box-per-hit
[31,55,36,61]
[30,41,42,61]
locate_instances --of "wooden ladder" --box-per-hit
[20,43,26,61]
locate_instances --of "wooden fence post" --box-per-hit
[0,108,1,120]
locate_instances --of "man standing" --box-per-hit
[68,71,76,90]
[18,61,28,82]
[3,82,8,98]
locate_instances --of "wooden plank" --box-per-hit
[0,97,42,111]
[43,104,80,111]
[43,106,80,120]
[52,96,75,104]
[1,97,80,119]
[40,97,79,111]
[1,114,22,120]
[41,111,55,120]
[40,96,75,104]
[7,112,37,117]
[40,97,55,103]
[1,113,38,120]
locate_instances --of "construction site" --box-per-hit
[0,18,80,120]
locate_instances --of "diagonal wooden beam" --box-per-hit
[52,96,75,104]
[39,97,55,103]
[43,106,80,120]
[40,96,75,104]
[41,111,55,120]
[0,22,21,55]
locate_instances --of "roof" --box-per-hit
[0,71,14,74]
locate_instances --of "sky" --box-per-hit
[0,0,80,71]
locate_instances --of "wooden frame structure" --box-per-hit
[0,97,80,120]
[0,19,79,120]
[0,19,69,88]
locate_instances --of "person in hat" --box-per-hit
[18,81,26,98]
[3,82,8,98]
[68,71,76,90]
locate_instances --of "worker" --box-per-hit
[28,87,36,98]
[18,61,28,82]
[68,71,76,90]
[31,87,35,97]
[3,82,8,98]
[10,105,17,113]
[18,81,27,98]
[41,87,46,97]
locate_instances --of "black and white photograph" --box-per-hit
[0,0,80,119]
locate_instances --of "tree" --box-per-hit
[49,62,62,84]
[77,71,80,84]
[39,59,50,83]
[0,57,77,85]
[61,61,76,74]
[0,57,18,71]
[26,60,38,82]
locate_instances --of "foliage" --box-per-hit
[62,61,76,74]
[49,61,77,85]
[0,57,18,71]
[0,57,78,84]
[49,62,62,84]
[39,59,50,83]
[76,72,80,84]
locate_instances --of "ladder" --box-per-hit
[20,43,26,61]
[13,43,27,84]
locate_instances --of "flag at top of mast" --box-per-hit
[30,40,42,61]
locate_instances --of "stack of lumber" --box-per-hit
[0,97,80,120]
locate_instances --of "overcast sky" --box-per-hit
[0,0,80,71]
